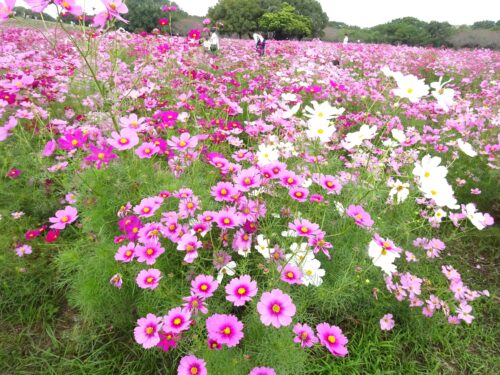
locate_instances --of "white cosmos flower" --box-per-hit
[303,101,344,126]
[391,128,406,143]
[412,155,448,183]
[256,144,279,166]
[368,240,400,275]
[433,208,447,222]
[301,258,325,286]
[393,74,429,103]
[388,179,410,203]
[306,121,336,143]
[343,124,377,150]
[464,203,486,230]
[281,93,297,102]
[457,139,477,157]
[420,179,459,209]
[255,234,271,259]
[430,77,455,112]
[217,261,237,282]
[287,242,313,266]
[282,102,301,119]
[381,66,404,81]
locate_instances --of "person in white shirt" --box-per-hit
[253,33,266,56]
[343,34,349,45]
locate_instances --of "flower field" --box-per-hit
[1,7,499,375]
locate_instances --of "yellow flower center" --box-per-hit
[272,304,281,313]
[223,327,231,335]
[179,141,186,147]
[200,284,208,291]
[173,318,181,326]
[223,218,230,224]
[190,367,198,375]
[221,189,227,195]
[97,153,105,160]
[286,271,294,279]
[145,327,154,335]
[318,129,324,134]
[109,3,117,11]
[424,171,430,178]
[125,250,132,257]
[244,177,251,185]
[300,227,309,233]
[327,335,336,344]
[143,207,150,213]
[187,203,194,209]
[71,139,78,146]
[237,287,246,295]
[61,216,69,223]
[146,277,154,283]
[407,88,413,94]
[146,248,154,255]
[119,138,128,144]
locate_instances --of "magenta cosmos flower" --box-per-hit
[293,323,318,348]
[115,242,136,262]
[257,289,296,328]
[280,264,303,285]
[188,29,201,40]
[225,274,258,306]
[248,367,276,375]
[177,355,207,375]
[136,242,165,265]
[49,206,78,230]
[316,323,349,357]
[346,204,374,228]
[206,314,244,347]
[191,274,219,298]
[134,313,162,349]
[289,218,320,238]
[107,128,139,151]
[85,145,117,170]
[380,313,395,331]
[163,307,192,334]
[136,268,161,289]
[215,207,243,230]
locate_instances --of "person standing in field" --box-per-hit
[204,27,220,53]
[253,32,266,56]
[343,34,349,45]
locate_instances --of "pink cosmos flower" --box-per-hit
[289,218,320,238]
[114,242,136,262]
[280,264,303,284]
[156,332,179,352]
[206,313,244,347]
[133,197,162,218]
[373,233,402,253]
[6,168,21,178]
[346,204,374,228]
[191,274,219,298]
[42,140,56,157]
[215,207,243,230]
[182,293,208,315]
[0,0,15,21]
[167,132,197,151]
[316,323,349,357]
[135,142,160,159]
[85,145,117,170]
[188,29,201,40]
[136,242,165,265]
[107,128,139,151]
[177,233,202,263]
[55,0,82,16]
[163,307,192,333]
[279,171,303,188]
[225,274,258,306]
[211,181,238,202]
[134,313,162,349]
[293,323,318,347]
[234,167,262,192]
[49,206,78,230]
[380,313,395,331]
[136,268,161,289]
[257,289,296,328]
[317,174,342,194]
[289,187,309,202]
[177,355,207,375]
[248,367,277,375]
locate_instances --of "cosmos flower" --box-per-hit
[380,313,395,331]
[293,323,318,347]
[177,355,207,375]
[257,289,296,328]
[163,307,192,334]
[225,274,258,306]
[134,313,162,349]
[49,206,78,230]
[191,274,219,298]
[316,323,349,357]
[136,268,161,289]
[206,313,244,347]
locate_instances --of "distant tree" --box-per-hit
[259,3,312,40]
[426,21,453,46]
[125,0,187,32]
[471,20,497,29]
[208,0,265,38]
[283,0,328,37]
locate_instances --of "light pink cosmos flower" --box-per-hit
[134,313,162,349]
[49,206,78,230]
[280,264,303,284]
[15,244,32,257]
[225,274,258,306]
[346,204,374,228]
[316,323,349,357]
[380,313,395,331]
[177,233,202,263]
[215,207,243,230]
[234,166,262,192]
[257,289,296,328]
[191,274,219,298]
[177,355,207,375]
[248,367,277,375]
[289,218,321,238]
[167,132,197,151]
[206,313,244,347]
[114,242,136,262]
[109,273,123,289]
[133,197,162,218]
[55,0,82,16]
[163,307,192,333]
[107,128,139,151]
[293,323,318,347]
[0,0,15,21]
[0,117,18,142]
[182,293,208,315]
[135,142,160,159]
[136,268,161,289]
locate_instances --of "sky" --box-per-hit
[16,0,500,27]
